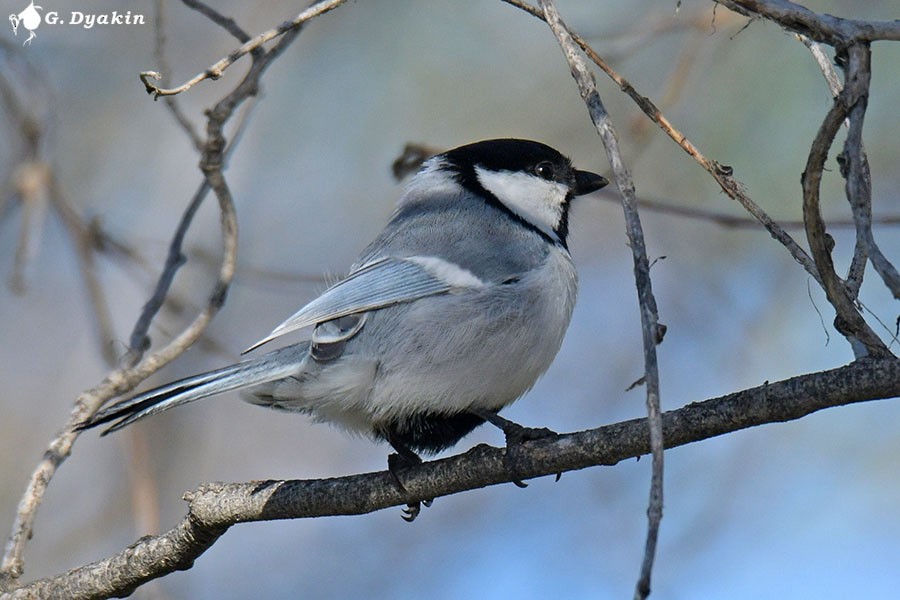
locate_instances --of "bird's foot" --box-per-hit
[474,410,560,487]
[387,444,433,522]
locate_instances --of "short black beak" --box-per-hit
[573,170,609,196]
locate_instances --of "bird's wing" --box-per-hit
[243,255,485,353]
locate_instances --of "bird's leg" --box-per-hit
[473,409,560,487]
[386,433,433,522]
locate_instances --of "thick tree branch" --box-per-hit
[7,359,899,599]
[714,0,900,44]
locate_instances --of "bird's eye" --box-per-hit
[534,161,556,181]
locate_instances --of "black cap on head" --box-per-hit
[443,139,570,173]
[442,139,606,195]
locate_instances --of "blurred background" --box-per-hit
[1,0,899,598]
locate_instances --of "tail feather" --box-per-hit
[78,346,307,435]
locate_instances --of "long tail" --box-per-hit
[78,345,307,435]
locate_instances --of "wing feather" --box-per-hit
[243,256,483,353]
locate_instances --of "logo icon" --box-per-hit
[9,1,43,45]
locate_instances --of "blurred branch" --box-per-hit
[8,161,49,295]
[48,175,120,366]
[598,193,900,231]
[181,0,252,44]
[392,144,900,232]
[535,1,664,598]
[8,358,900,598]
[153,0,202,151]
[140,0,347,98]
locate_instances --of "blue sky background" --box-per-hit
[1,1,899,598]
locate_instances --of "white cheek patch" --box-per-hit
[406,256,485,289]
[475,167,568,241]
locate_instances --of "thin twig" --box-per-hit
[154,0,203,151]
[48,175,120,366]
[140,0,347,98]
[125,179,211,362]
[181,0,252,43]
[597,193,900,230]
[534,2,664,598]
[798,35,842,97]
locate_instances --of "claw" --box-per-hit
[386,436,433,522]
[402,503,421,522]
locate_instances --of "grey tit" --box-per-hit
[80,139,608,469]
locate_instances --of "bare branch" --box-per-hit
[797,35,867,301]
[8,359,900,598]
[1,0,344,583]
[836,48,900,301]
[801,43,891,359]
[140,0,347,98]
[124,179,212,362]
[535,1,664,597]
[798,35,842,97]
[714,0,900,44]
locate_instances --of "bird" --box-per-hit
[78,139,608,517]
